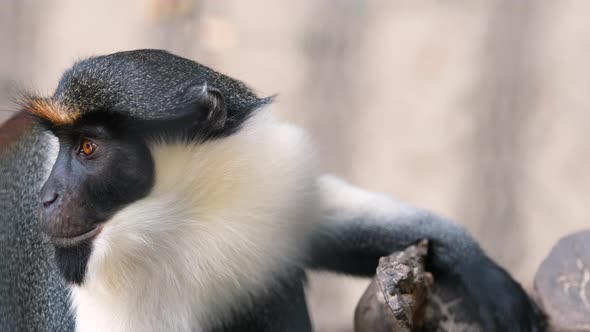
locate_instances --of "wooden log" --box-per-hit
[534,230,590,332]
[354,240,483,332]
[354,240,432,332]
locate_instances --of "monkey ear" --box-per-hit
[132,82,228,135]
[182,82,227,130]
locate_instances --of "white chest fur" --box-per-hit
[70,111,318,332]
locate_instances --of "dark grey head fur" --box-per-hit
[54,49,270,132]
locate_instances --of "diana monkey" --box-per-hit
[0,50,544,332]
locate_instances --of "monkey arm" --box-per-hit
[308,175,545,332]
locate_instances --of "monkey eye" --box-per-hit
[79,138,97,156]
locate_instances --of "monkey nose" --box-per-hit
[42,192,59,208]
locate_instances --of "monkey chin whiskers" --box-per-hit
[49,224,104,248]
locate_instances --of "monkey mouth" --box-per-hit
[49,224,104,248]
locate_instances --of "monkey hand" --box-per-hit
[430,240,547,332]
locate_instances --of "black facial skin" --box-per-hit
[39,113,155,284]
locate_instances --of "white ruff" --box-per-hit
[71,111,318,332]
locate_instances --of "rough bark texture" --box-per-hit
[355,240,482,332]
[355,240,432,332]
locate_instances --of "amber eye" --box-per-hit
[79,139,97,156]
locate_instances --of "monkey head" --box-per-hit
[21,50,267,284]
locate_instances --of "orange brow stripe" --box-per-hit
[21,97,80,126]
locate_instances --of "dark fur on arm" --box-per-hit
[307,175,546,332]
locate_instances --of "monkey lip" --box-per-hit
[49,224,104,248]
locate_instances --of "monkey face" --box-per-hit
[21,50,244,284]
[40,124,154,244]
[38,114,155,283]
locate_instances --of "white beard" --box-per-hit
[70,109,319,332]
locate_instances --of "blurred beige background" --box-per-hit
[1,1,589,331]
